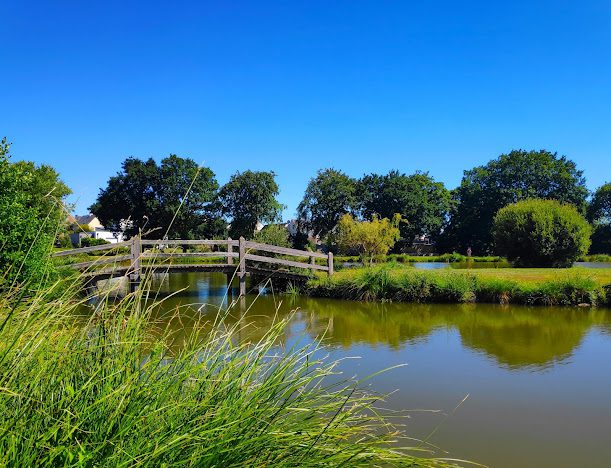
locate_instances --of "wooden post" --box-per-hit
[226,237,234,291]
[227,237,233,265]
[310,255,316,275]
[327,251,334,276]
[130,236,141,291]
[239,236,246,296]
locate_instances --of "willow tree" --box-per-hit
[334,214,402,264]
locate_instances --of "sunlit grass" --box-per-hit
[0,270,460,466]
[307,265,611,306]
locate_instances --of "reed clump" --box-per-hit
[306,265,611,307]
[0,275,454,467]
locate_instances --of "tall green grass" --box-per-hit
[306,265,611,307]
[0,273,456,466]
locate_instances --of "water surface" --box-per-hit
[143,272,611,468]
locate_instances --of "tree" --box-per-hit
[492,199,591,267]
[253,224,291,248]
[90,155,221,239]
[218,170,284,239]
[334,214,401,264]
[357,170,451,244]
[0,137,71,284]
[297,169,357,239]
[588,182,611,254]
[445,150,588,254]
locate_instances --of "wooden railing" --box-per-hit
[52,237,333,295]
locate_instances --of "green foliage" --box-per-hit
[334,214,402,264]
[590,224,611,255]
[253,223,291,247]
[588,183,611,254]
[219,170,284,239]
[80,237,110,247]
[55,233,74,249]
[443,150,589,254]
[493,199,591,267]
[0,279,447,467]
[90,155,222,239]
[357,170,451,243]
[297,168,357,238]
[289,230,310,250]
[0,137,71,285]
[588,182,611,222]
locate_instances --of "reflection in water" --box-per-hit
[90,272,611,468]
[143,273,611,371]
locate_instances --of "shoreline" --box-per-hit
[304,265,611,307]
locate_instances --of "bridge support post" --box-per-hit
[129,236,141,292]
[327,251,334,276]
[239,236,246,296]
[226,237,234,293]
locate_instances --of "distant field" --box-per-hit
[465,267,611,285]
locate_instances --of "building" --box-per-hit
[67,214,124,246]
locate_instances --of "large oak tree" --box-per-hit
[357,170,451,244]
[218,170,284,239]
[297,168,357,239]
[90,155,222,239]
[442,150,588,254]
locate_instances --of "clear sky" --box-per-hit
[2,0,610,218]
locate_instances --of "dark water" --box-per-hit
[144,272,611,468]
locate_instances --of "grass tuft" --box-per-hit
[306,265,611,307]
[0,272,455,466]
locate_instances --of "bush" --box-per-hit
[493,199,591,267]
[80,237,110,247]
[253,223,291,247]
[0,138,71,285]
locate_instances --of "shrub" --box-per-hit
[80,237,110,247]
[253,223,291,247]
[334,214,401,265]
[0,137,71,285]
[493,199,591,267]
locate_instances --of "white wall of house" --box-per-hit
[92,228,124,243]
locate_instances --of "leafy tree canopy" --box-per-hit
[297,168,357,239]
[218,170,284,239]
[493,199,591,268]
[334,213,401,264]
[588,182,611,223]
[253,224,291,248]
[445,150,588,254]
[357,170,451,243]
[588,182,611,254]
[90,155,221,239]
[0,137,71,284]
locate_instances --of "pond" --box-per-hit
[145,272,611,468]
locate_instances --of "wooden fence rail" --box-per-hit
[52,236,333,296]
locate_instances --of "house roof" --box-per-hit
[75,214,98,225]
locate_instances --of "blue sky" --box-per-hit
[2,0,610,218]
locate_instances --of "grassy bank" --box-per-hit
[306,265,611,307]
[0,276,454,467]
[326,253,504,265]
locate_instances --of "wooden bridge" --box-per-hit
[52,237,334,296]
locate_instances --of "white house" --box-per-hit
[68,214,125,246]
